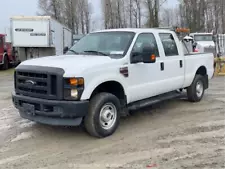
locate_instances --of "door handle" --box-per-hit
[180,60,183,68]
[160,62,164,71]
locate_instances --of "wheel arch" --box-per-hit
[184,65,208,90]
[196,65,207,76]
[90,80,127,105]
[80,79,127,106]
[3,52,8,60]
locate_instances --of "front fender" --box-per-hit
[80,75,128,100]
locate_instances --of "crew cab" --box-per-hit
[12,28,214,138]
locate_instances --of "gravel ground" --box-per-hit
[0,70,224,169]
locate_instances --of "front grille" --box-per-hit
[15,66,64,100]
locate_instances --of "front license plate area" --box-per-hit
[23,103,35,115]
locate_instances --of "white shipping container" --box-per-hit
[10,16,72,56]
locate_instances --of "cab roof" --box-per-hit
[92,28,175,34]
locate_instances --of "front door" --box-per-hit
[126,33,166,103]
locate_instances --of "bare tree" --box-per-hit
[133,0,142,28]
[161,8,172,27]
[145,0,154,27]
[38,0,64,22]
[129,0,133,27]
[38,0,91,34]
[222,0,225,33]
[39,0,225,34]
[84,1,91,33]
[102,0,128,29]
[102,0,114,29]
[121,0,128,28]
[178,0,225,33]
[136,0,142,27]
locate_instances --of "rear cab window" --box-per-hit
[131,33,160,57]
[159,33,179,56]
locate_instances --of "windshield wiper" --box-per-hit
[83,50,108,56]
[68,49,79,54]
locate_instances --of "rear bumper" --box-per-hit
[12,92,89,126]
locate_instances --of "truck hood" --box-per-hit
[19,54,115,76]
[196,41,215,47]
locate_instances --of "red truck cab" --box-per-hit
[0,34,20,70]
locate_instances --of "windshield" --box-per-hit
[194,35,213,41]
[66,31,135,57]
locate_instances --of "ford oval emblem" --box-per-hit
[25,80,36,85]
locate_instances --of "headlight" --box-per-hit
[71,89,78,98]
[63,77,84,100]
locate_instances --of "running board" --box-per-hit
[127,91,182,111]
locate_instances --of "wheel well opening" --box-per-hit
[91,81,126,106]
[3,53,8,60]
[196,66,207,76]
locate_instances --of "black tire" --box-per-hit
[187,74,205,102]
[2,56,9,70]
[84,92,121,138]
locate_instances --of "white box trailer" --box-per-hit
[10,16,72,61]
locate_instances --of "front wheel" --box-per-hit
[84,93,121,138]
[187,75,205,102]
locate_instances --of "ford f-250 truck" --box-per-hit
[12,28,214,138]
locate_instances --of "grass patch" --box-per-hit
[0,68,15,75]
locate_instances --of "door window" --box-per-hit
[159,33,179,56]
[132,33,159,57]
[0,37,3,46]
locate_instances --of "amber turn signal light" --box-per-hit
[69,78,84,86]
[150,54,156,60]
[69,78,78,85]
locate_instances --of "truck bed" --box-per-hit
[183,52,214,88]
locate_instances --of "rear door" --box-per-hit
[127,33,166,103]
[158,33,185,91]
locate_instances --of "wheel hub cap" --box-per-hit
[196,81,204,98]
[99,103,117,130]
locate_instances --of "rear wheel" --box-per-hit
[2,55,9,70]
[84,93,121,138]
[187,75,205,102]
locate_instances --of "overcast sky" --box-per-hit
[0,0,178,33]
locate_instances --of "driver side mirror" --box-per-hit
[142,46,156,63]
[131,47,156,64]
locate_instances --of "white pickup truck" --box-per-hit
[12,28,214,138]
[189,32,215,54]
